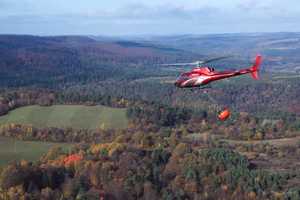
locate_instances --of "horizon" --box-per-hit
[1,31,300,38]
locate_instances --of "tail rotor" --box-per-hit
[250,55,262,80]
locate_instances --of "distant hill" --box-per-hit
[0,35,182,69]
[137,32,300,72]
[0,35,191,87]
[1,33,300,89]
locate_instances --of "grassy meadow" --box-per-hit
[0,105,128,130]
[0,137,72,167]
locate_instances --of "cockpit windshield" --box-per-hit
[208,67,215,72]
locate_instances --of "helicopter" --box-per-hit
[162,55,262,88]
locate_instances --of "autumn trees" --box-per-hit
[127,102,192,129]
[0,90,56,118]
[0,136,294,200]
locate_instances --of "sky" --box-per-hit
[1,0,300,36]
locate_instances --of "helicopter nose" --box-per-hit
[174,81,181,87]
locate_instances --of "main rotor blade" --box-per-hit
[201,56,233,64]
[160,62,198,66]
[159,56,232,67]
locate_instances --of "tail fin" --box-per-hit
[250,55,262,80]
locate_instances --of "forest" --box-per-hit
[0,34,300,200]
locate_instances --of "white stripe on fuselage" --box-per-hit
[195,76,209,85]
[182,76,209,87]
[182,72,241,87]
[182,78,197,87]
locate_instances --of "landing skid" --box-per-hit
[188,85,212,93]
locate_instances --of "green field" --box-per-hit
[0,137,72,167]
[0,105,128,130]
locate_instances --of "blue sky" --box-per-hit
[1,0,300,35]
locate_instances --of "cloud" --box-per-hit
[71,3,217,21]
[1,0,300,35]
[237,0,266,10]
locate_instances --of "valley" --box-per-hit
[0,33,300,200]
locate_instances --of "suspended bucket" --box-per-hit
[218,108,231,121]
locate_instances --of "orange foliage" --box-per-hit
[63,154,83,166]
[90,142,125,156]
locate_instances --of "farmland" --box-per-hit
[0,105,128,130]
[0,137,72,167]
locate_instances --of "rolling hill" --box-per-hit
[138,32,300,72]
[0,35,192,87]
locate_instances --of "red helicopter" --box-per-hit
[163,55,262,88]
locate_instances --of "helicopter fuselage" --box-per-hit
[174,66,257,88]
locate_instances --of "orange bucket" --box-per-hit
[218,108,231,121]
